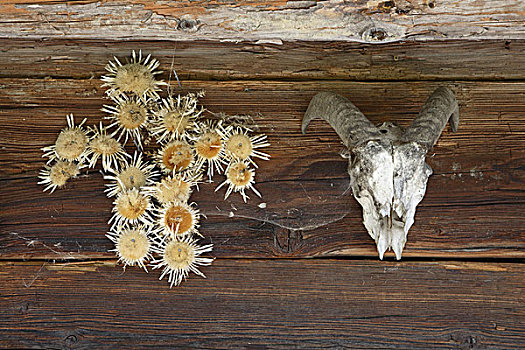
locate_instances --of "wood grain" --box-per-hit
[1,39,524,81]
[1,9,524,347]
[0,0,524,42]
[0,259,523,349]
[1,79,523,259]
[1,0,524,345]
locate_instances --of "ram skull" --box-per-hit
[302,87,459,259]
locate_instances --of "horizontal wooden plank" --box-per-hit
[0,0,524,42]
[1,39,525,80]
[0,259,523,349]
[1,79,523,176]
[1,174,523,260]
[0,79,523,259]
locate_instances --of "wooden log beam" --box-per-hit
[1,79,523,259]
[0,0,524,42]
[0,259,523,349]
[1,39,524,81]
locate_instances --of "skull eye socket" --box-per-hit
[380,129,388,134]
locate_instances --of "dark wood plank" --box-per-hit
[1,79,523,177]
[1,174,524,259]
[1,39,524,80]
[0,259,523,349]
[0,79,523,259]
[0,0,523,41]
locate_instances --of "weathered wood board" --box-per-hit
[1,77,523,260]
[1,260,523,349]
[0,5,524,345]
[1,0,524,41]
[1,39,524,81]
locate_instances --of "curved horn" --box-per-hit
[403,86,459,149]
[302,92,382,149]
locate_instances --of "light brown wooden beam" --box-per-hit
[0,260,523,349]
[1,39,524,81]
[0,0,524,42]
[0,79,523,259]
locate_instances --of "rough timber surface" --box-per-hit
[1,39,525,81]
[0,29,524,349]
[0,260,524,349]
[1,78,524,260]
[0,0,524,42]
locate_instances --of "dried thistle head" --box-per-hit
[42,114,89,164]
[151,235,214,288]
[109,188,154,229]
[193,119,226,181]
[144,172,199,205]
[101,50,166,99]
[38,160,83,193]
[150,92,204,143]
[157,201,200,238]
[86,122,129,171]
[221,125,270,167]
[104,152,159,197]
[155,140,196,174]
[216,160,260,202]
[102,94,151,148]
[106,225,154,271]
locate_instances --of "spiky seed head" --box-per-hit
[221,125,270,167]
[145,174,195,205]
[90,134,120,155]
[104,153,159,197]
[225,133,252,160]
[151,235,214,287]
[55,129,88,161]
[195,130,222,159]
[156,140,195,174]
[118,100,148,130]
[101,50,166,99]
[86,123,129,171]
[102,94,150,147]
[38,160,82,193]
[164,239,194,269]
[116,189,149,220]
[115,64,154,96]
[109,189,153,228]
[158,201,200,237]
[192,119,227,180]
[160,202,199,236]
[215,160,261,202]
[42,114,89,164]
[106,226,153,271]
[150,93,204,143]
[165,205,193,234]
[226,161,253,188]
[117,167,147,192]
[165,110,188,134]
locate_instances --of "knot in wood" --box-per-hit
[178,18,199,32]
[362,27,389,42]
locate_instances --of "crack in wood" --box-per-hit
[273,227,304,254]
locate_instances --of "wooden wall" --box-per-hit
[0,1,524,348]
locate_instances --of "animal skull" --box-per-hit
[302,87,459,259]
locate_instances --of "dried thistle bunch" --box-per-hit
[39,114,88,192]
[39,50,270,287]
[216,119,270,202]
